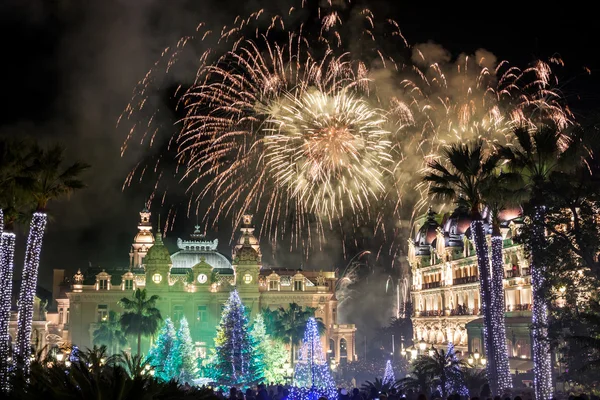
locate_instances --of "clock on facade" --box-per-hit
[243,273,253,284]
[197,273,208,284]
[152,273,162,283]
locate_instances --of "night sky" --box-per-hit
[0,0,598,298]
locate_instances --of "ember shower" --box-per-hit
[121,0,571,262]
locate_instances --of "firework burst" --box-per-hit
[121,0,572,262]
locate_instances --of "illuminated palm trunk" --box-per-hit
[15,211,47,374]
[530,205,553,400]
[0,229,15,391]
[469,218,498,394]
[491,231,513,392]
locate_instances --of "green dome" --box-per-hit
[145,232,171,263]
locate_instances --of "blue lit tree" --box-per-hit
[148,318,178,381]
[291,317,337,400]
[212,290,263,386]
[174,317,197,384]
[382,360,395,386]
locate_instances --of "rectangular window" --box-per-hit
[97,305,108,322]
[99,279,108,290]
[67,308,70,323]
[173,305,184,322]
[125,279,133,290]
[269,280,279,291]
[195,342,207,359]
[294,280,304,291]
[59,308,64,324]
[197,305,207,323]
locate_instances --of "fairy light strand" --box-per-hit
[490,235,513,392]
[530,206,553,400]
[15,212,47,375]
[0,231,16,392]
[470,219,498,394]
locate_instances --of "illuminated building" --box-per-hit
[409,206,534,372]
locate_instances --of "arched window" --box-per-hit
[339,338,347,359]
[329,339,336,358]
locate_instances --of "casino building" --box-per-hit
[45,209,356,364]
[408,205,534,372]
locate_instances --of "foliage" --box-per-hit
[262,303,325,366]
[410,348,465,398]
[92,310,128,355]
[361,377,400,393]
[461,367,488,397]
[211,290,263,386]
[119,288,162,355]
[173,317,197,384]
[147,318,178,382]
[7,345,220,400]
[251,313,288,384]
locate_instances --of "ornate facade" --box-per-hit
[409,206,534,371]
[49,211,356,364]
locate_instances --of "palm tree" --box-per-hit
[411,348,465,398]
[15,144,89,373]
[119,288,162,356]
[361,377,400,393]
[423,140,503,392]
[398,363,432,396]
[93,310,128,355]
[0,139,36,387]
[267,303,325,367]
[462,367,488,398]
[499,126,582,400]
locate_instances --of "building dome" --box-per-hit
[133,230,154,245]
[443,203,472,247]
[414,208,439,256]
[145,232,171,263]
[170,226,232,270]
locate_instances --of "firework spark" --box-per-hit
[120,0,572,262]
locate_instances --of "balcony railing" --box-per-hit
[422,281,442,289]
[449,306,477,316]
[506,303,531,312]
[419,310,443,317]
[452,276,478,285]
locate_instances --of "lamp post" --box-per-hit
[410,346,418,360]
[428,345,436,358]
[467,349,487,369]
[418,339,427,354]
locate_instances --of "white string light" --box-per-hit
[470,219,499,394]
[491,235,512,392]
[15,212,47,375]
[0,231,15,391]
[530,206,553,400]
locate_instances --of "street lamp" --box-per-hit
[473,349,480,361]
[410,346,418,360]
[467,354,474,365]
[428,345,435,358]
[56,353,64,363]
[400,347,407,358]
[418,339,427,352]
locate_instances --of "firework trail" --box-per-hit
[120,0,572,262]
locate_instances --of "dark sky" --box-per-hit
[0,0,598,296]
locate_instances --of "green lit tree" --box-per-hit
[119,288,162,355]
[212,290,263,386]
[251,313,288,384]
[173,317,197,384]
[147,318,178,382]
[93,310,128,355]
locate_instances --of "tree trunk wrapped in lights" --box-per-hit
[469,217,498,394]
[15,211,47,374]
[0,230,15,391]
[491,231,512,392]
[530,205,553,400]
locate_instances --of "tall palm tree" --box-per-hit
[423,141,505,393]
[462,367,488,398]
[119,288,162,356]
[398,363,432,397]
[499,127,581,400]
[268,303,325,367]
[0,139,36,388]
[93,310,128,355]
[14,145,89,373]
[411,348,465,398]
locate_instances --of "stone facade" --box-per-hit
[409,206,534,371]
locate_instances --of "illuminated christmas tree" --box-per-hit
[148,318,178,381]
[174,317,197,384]
[252,313,288,384]
[291,318,337,400]
[382,360,395,386]
[212,290,263,386]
